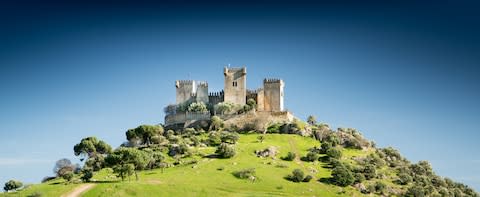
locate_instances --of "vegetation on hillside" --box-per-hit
[2,114,478,197]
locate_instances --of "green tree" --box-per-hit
[288,169,305,182]
[215,143,236,158]
[73,137,112,171]
[363,164,376,180]
[62,171,74,182]
[113,164,135,181]
[53,158,74,174]
[307,115,317,125]
[304,151,320,162]
[3,180,23,192]
[220,131,239,144]
[326,147,342,159]
[126,125,164,146]
[105,147,150,181]
[282,152,296,161]
[81,168,93,182]
[331,165,355,186]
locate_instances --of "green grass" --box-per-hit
[0,178,78,197]
[2,134,371,197]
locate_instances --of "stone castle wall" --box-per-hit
[263,78,284,111]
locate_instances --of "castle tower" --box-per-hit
[196,81,209,103]
[175,80,195,104]
[224,67,247,105]
[263,78,284,111]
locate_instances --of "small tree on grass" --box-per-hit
[81,168,93,182]
[331,165,355,186]
[326,147,342,159]
[233,168,256,179]
[287,169,312,182]
[113,164,135,181]
[307,115,317,125]
[282,152,296,161]
[4,180,22,192]
[62,171,74,182]
[215,143,236,158]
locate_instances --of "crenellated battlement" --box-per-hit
[175,80,195,88]
[208,90,224,97]
[263,78,283,84]
[196,81,208,88]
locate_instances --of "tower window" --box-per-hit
[233,81,237,87]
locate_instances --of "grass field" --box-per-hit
[1,134,370,197]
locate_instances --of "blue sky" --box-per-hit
[0,1,479,191]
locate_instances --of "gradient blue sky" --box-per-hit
[1,1,479,191]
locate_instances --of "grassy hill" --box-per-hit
[2,134,371,197]
[1,130,478,197]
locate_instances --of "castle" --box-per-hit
[164,67,286,127]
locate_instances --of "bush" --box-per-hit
[233,168,256,179]
[354,172,366,183]
[304,151,320,162]
[303,175,313,182]
[62,171,74,182]
[216,143,236,158]
[396,172,412,185]
[187,102,208,112]
[326,147,342,159]
[374,181,386,194]
[220,132,239,144]
[288,169,305,182]
[320,142,332,154]
[282,152,296,161]
[405,185,425,197]
[363,164,376,180]
[331,165,355,186]
[81,168,93,182]
[4,180,23,192]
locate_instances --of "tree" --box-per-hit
[331,165,355,186]
[113,163,135,181]
[320,142,332,154]
[246,98,256,109]
[209,116,223,131]
[187,102,208,112]
[215,102,235,114]
[307,115,317,125]
[326,147,342,159]
[53,158,73,174]
[73,137,112,171]
[288,169,305,182]
[62,171,74,182]
[363,164,376,180]
[215,143,236,158]
[81,168,93,182]
[220,132,239,144]
[304,151,320,162]
[4,180,22,192]
[126,125,164,146]
[105,147,150,181]
[282,152,296,161]
[57,165,75,179]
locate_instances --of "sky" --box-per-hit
[0,0,479,191]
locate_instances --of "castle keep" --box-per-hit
[165,67,285,127]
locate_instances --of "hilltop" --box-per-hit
[1,116,478,197]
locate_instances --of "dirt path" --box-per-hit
[61,183,96,197]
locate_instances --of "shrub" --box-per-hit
[326,147,342,159]
[4,180,23,192]
[374,181,386,194]
[396,172,412,185]
[267,123,281,133]
[320,142,332,154]
[303,175,313,182]
[331,165,355,186]
[304,151,320,162]
[220,132,239,144]
[216,143,236,158]
[405,185,426,197]
[62,171,74,182]
[81,168,93,182]
[354,172,366,183]
[288,169,305,182]
[233,168,256,179]
[363,164,376,180]
[187,102,208,112]
[27,191,43,197]
[282,152,296,161]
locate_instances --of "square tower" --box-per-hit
[224,67,247,105]
[263,78,284,111]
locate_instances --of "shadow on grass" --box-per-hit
[92,180,122,184]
